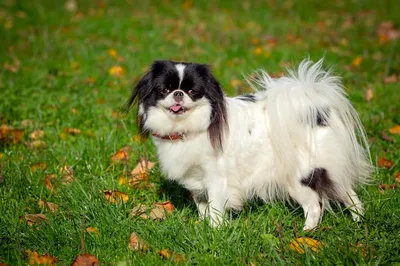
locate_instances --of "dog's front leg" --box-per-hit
[206,178,229,227]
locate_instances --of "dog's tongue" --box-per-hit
[170,105,182,112]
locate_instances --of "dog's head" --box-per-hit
[124,60,227,150]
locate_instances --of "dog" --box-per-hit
[124,59,371,230]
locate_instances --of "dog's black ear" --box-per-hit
[197,65,228,151]
[122,71,153,113]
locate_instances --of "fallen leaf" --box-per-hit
[26,250,57,266]
[230,79,243,87]
[378,183,398,193]
[86,227,100,235]
[154,201,174,214]
[383,74,398,84]
[64,0,77,12]
[103,190,129,204]
[149,205,167,220]
[381,131,393,142]
[289,237,322,254]
[365,88,373,101]
[378,157,394,169]
[130,204,149,219]
[109,66,125,77]
[28,140,46,149]
[253,47,263,55]
[108,49,118,58]
[71,254,99,266]
[158,249,186,262]
[352,56,363,67]
[395,172,400,183]
[45,174,56,192]
[31,162,47,172]
[38,200,59,213]
[133,134,145,143]
[389,125,400,134]
[111,150,129,164]
[64,128,81,135]
[0,124,24,144]
[85,77,96,85]
[29,130,45,140]
[24,214,47,226]
[377,21,400,44]
[131,159,155,177]
[128,232,149,251]
[59,165,75,184]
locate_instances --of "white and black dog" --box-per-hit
[125,59,371,230]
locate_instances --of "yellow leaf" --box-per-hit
[352,56,363,67]
[109,65,125,77]
[31,162,47,172]
[0,124,24,144]
[253,47,263,55]
[103,190,129,204]
[389,125,400,134]
[289,237,322,254]
[26,250,57,266]
[108,49,118,58]
[86,227,100,235]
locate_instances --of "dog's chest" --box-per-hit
[154,135,211,180]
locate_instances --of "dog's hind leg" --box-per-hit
[288,183,322,231]
[340,189,364,222]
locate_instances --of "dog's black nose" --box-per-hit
[173,91,184,97]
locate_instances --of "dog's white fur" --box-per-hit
[140,60,371,230]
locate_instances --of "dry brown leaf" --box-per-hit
[377,21,400,44]
[395,172,400,183]
[154,201,175,214]
[26,249,57,266]
[365,88,373,101]
[109,66,125,77]
[31,162,47,172]
[133,134,145,143]
[86,227,100,235]
[64,128,81,135]
[389,125,400,134]
[24,214,47,226]
[28,140,46,149]
[378,183,398,193]
[45,174,55,192]
[289,237,322,254]
[149,205,166,220]
[383,74,398,84]
[130,204,149,219]
[378,157,394,169]
[128,232,149,251]
[71,254,99,266]
[38,200,59,213]
[59,165,75,184]
[131,159,155,177]
[29,129,45,140]
[103,190,129,204]
[0,124,24,144]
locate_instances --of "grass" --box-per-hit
[1,0,400,264]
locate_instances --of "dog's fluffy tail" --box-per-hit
[249,59,371,186]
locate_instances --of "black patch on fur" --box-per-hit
[123,60,228,151]
[236,94,256,102]
[301,168,335,197]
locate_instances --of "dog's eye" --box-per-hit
[188,89,194,94]
[161,88,170,94]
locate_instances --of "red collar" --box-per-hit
[152,132,185,140]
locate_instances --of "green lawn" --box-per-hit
[1,0,400,265]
